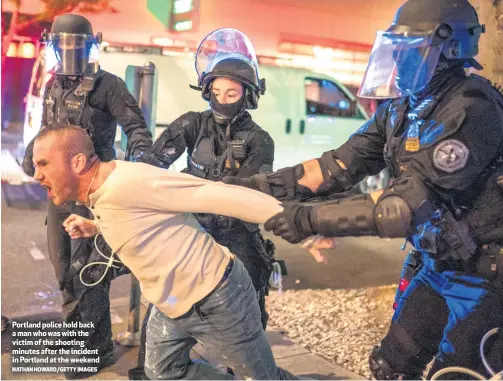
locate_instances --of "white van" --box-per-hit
[22,45,389,191]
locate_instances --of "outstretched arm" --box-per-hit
[223,101,389,200]
[147,171,284,224]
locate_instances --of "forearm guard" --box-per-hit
[308,175,434,238]
[308,194,412,238]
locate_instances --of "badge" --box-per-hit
[65,99,82,110]
[405,121,420,152]
[74,85,86,97]
[433,139,469,173]
[45,95,55,107]
[225,159,240,170]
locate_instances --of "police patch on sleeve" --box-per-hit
[433,139,469,173]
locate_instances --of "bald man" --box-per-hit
[32,124,298,380]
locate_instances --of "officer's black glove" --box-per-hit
[131,150,145,162]
[22,140,36,177]
[222,175,262,191]
[133,151,171,169]
[22,153,35,177]
[264,202,315,244]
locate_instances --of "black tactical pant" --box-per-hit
[46,199,113,356]
[376,255,503,380]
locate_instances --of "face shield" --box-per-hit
[358,31,443,99]
[44,33,100,76]
[195,28,261,89]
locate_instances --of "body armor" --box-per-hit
[44,70,116,162]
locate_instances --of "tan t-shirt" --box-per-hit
[88,160,283,318]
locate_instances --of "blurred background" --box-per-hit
[2,0,501,133]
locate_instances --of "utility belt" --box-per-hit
[474,243,503,278]
[419,172,503,266]
[403,244,503,284]
[429,243,503,279]
[194,213,245,232]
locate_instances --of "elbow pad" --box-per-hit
[374,196,412,238]
[375,174,437,237]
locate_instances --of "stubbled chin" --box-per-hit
[51,195,63,206]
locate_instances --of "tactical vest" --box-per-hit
[384,76,503,264]
[186,114,258,232]
[44,71,116,162]
[187,115,250,182]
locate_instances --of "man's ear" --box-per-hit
[72,153,88,174]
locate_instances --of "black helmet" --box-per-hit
[389,0,484,68]
[195,28,265,110]
[358,0,485,98]
[50,14,94,35]
[200,58,264,109]
[42,14,102,76]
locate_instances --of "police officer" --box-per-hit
[127,28,277,380]
[22,14,152,379]
[138,28,275,328]
[224,0,503,378]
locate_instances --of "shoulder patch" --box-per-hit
[433,139,469,173]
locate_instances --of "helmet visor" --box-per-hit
[45,33,99,75]
[358,31,442,98]
[195,28,260,85]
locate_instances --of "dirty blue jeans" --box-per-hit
[144,258,297,380]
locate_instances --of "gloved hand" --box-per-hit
[222,175,261,191]
[133,151,171,169]
[22,140,36,177]
[264,202,315,244]
[131,150,146,162]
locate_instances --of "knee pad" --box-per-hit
[369,346,420,380]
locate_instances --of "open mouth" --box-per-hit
[43,185,53,197]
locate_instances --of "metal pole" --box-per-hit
[116,62,157,347]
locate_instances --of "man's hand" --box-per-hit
[264,202,315,244]
[300,236,336,264]
[63,214,98,239]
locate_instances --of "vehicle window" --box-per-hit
[305,77,356,118]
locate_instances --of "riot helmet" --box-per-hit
[195,28,265,111]
[358,0,485,98]
[42,14,101,76]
